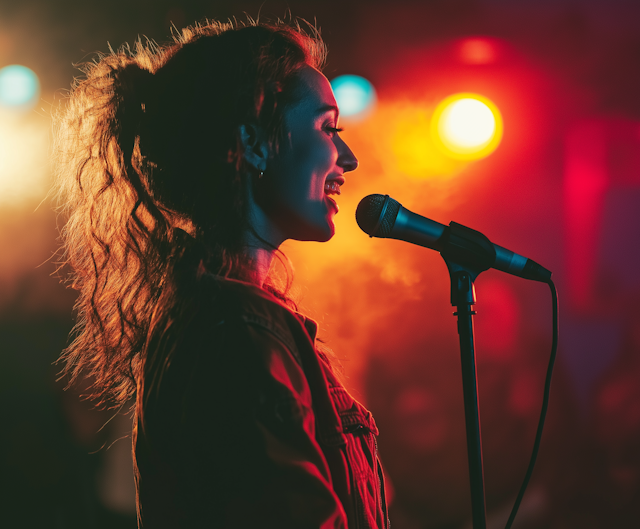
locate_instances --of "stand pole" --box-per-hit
[448,266,487,529]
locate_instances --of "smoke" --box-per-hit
[283,96,512,395]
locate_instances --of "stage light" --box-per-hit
[458,38,498,65]
[0,113,50,206]
[432,93,503,160]
[0,65,40,110]
[331,74,376,120]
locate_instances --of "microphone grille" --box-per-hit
[355,194,401,238]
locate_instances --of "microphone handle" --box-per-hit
[493,244,529,276]
[390,207,447,252]
[494,243,552,282]
[389,207,552,282]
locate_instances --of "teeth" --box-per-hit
[324,181,341,195]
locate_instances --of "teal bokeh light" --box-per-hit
[330,74,376,119]
[0,65,41,110]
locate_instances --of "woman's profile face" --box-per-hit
[259,66,358,244]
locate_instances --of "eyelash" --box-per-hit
[325,126,344,135]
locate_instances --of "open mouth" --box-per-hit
[324,181,341,196]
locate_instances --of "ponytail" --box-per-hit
[54,19,326,408]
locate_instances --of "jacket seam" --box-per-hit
[240,312,304,367]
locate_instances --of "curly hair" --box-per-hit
[54,18,327,409]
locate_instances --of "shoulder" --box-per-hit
[198,274,289,321]
[146,276,315,420]
[198,275,311,360]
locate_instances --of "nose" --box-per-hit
[336,135,358,173]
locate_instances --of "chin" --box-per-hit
[314,217,336,242]
[293,219,335,243]
[316,229,334,243]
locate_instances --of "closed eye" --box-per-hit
[325,126,344,136]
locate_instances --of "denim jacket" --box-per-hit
[135,275,389,528]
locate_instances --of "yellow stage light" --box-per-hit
[431,93,503,160]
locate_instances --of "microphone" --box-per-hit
[355,194,551,282]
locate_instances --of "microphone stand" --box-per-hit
[444,260,486,529]
[440,222,496,529]
[357,195,554,529]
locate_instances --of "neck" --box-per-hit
[245,244,275,288]
[243,176,286,287]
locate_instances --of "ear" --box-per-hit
[238,123,269,173]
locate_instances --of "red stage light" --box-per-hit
[458,38,498,65]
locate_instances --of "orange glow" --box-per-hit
[0,111,50,207]
[431,93,503,160]
[383,102,468,180]
[282,96,472,390]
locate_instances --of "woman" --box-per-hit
[55,18,388,528]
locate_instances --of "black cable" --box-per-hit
[504,279,559,529]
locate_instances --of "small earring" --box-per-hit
[259,170,264,179]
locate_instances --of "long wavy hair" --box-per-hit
[54,18,327,410]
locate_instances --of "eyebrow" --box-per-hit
[315,104,340,117]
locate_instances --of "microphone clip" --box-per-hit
[441,221,497,279]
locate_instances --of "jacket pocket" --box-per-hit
[330,387,386,529]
